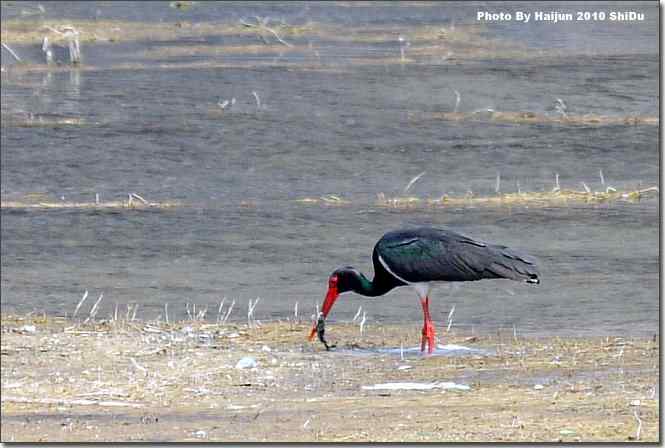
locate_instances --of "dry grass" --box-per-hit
[295,186,659,209]
[418,111,659,127]
[376,187,660,209]
[1,194,181,210]
[2,182,657,211]
[0,313,659,442]
[1,114,94,128]
[0,20,257,45]
[294,195,351,206]
[0,18,476,46]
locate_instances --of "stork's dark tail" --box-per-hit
[485,245,540,285]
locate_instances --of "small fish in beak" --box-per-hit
[315,314,336,351]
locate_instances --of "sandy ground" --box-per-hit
[0,314,659,442]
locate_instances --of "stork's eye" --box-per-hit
[329,275,339,288]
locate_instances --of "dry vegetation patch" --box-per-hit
[1,16,528,70]
[1,192,181,210]
[420,110,659,127]
[296,185,659,210]
[1,314,659,442]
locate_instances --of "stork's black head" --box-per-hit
[307,266,362,342]
[317,266,363,318]
[330,266,364,294]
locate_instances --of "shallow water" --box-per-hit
[337,343,493,358]
[1,1,659,336]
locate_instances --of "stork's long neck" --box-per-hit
[351,270,395,297]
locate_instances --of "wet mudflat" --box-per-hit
[1,314,658,442]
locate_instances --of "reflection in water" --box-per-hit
[41,71,54,89]
[63,68,81,116]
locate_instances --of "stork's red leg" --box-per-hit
[419,296,436,354]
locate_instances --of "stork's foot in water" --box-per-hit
[421,321,437,354]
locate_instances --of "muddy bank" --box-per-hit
[0,314,658,442]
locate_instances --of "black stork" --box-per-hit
[309,227,540,353]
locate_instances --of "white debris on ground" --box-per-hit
[191,430,208,439]
[235,356,258,369]
[362,382,471,391]
[437,343,486,353]
[17,325,37,334]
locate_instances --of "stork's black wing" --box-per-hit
[374,228,540,284]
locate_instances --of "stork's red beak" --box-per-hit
[308,276,339,341]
